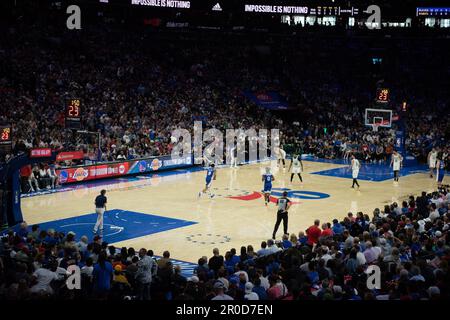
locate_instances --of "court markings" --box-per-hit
[311,163,429,181]
[10,209,197,243]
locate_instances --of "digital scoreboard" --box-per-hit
[416,7,450,16]
[243,4,360,15]
[65,99,82,129]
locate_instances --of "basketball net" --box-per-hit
[371,124,380,132]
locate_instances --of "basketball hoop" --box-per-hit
[365,108,393,131]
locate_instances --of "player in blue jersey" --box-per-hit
[198,164,216,198]
[436,155,446,188]
[262,167,275,206]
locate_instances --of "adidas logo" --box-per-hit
[212,3,222,11]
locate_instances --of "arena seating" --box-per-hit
[0,187,448,300]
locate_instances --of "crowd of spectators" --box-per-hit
[1,186,448,300]
[1,25,449,167]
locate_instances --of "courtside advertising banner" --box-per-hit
[56,155,193,184]
[56,151,85,162]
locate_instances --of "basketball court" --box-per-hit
[20,158,442,265]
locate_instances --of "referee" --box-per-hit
[93,189,107,235]
[272,191,292,240]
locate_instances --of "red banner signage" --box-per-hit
[30,148,52,158]
[56,151,85,162]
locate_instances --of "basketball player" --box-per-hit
[262,167,275,206]
[436,156,446,188]
[229,145,238,168]
[350,155,360,189]
[272,191,292,240]
[276,146,286,169]
[390,150,403,182]
[93,189,107,235]
[288,154,304,182]
[428,148,438,178]
[198,164,216,198]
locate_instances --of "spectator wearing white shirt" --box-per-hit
[266,239,281,255]
[244,282,259,300]
[29,169,40,192]
[234,265,249,283]
[30,263,58,295]
[81,257,94,279]
[355,245,367,266]
[320,246,333,264]
[429,203,440,222]
[256,269,270,290]
[47,164,58,189]
[211,281,233,300]
[38,166,50,189]
[116,151,126,160]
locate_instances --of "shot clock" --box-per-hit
[0,125,12,153]
[376,88,390,103]
[65,98,82,129]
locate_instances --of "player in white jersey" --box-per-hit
[350,155,360,189]
[276,147,286,168]
[428,148,438,178]
[390,150,403,182]
[288,154,304,182]
[228,145,238,168]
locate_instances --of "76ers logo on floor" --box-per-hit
[228,188,330,204]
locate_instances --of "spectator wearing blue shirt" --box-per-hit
[265,255,280,276]
[332,219,344,235]
[225,248,240,269]
[401,201,409,215]
[252,278,268,300]
[281,234,292,249]
[297,231,308,245]
[194,257,210,281]
[17,222,29,238]
[43,229,59,246]
[93,251,113,297]
[307,261,319,284]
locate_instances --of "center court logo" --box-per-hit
[228,188,330,202]
[271,188,330,199]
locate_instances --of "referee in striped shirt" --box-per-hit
[272,191,292,240]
